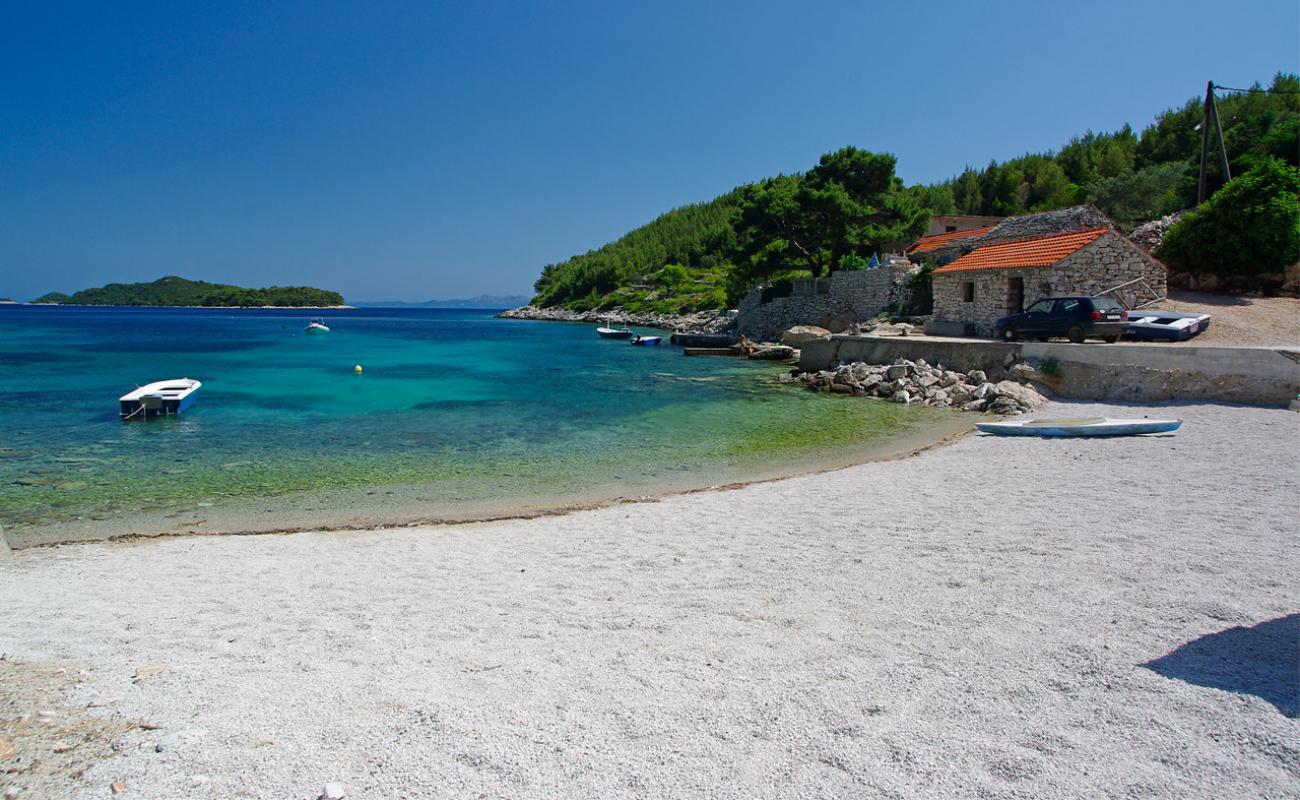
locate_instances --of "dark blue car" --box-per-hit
[994,296,1129,343]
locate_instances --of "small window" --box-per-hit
[961,282,975,302]
[1090,297,1122,310]
[945,225,958,233]
[1056,299,1081,313]
[1026,300,1052,314]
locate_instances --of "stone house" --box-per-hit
[913,205,1117,267]
[928,227,1168,337]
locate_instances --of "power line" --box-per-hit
[1212,83,1300,95]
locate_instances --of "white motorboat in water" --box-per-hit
[597,324,632,339]
[975,417,1181,437]
[119,378,202,419]
[630,334,662,346]
[305,318,331,334]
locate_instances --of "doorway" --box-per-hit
[1007,277,1024,314]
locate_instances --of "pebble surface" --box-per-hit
[0,401,1296,799]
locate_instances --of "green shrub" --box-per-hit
[837,253,872,271]
[1157,157,1300,282]
[901,263,936,316]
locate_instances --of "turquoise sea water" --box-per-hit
[0,306,962,541]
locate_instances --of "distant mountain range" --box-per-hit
[357,294,530,309]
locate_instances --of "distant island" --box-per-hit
[31,276,346,308]
[358,294,530,309]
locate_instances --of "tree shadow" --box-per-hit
[1142,614,1299,717]
[1166,289,1254,307]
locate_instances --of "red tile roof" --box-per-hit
[905,226,995,254]
[933,228,1110,274]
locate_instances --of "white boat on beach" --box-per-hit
[305,318,330,334]
[976,417,1181,437]
[119,378,202,419]
[1125,311,1210,341]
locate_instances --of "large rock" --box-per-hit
[986,380,1047,414]
[748,344,795,361]
[871,321,915,337]
[780,325,831,346]
[813,311,857,334]
[1008,362,1040,383]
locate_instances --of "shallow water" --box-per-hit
[0,306,965,542]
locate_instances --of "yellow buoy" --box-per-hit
[354,364,363,374]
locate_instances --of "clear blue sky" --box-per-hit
[2,1,1297,302]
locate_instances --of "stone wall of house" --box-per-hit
[735,262,916,340]
[932,267,1048,336]
[931,232,1168,336]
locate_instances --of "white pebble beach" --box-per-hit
[2,401,1297,799]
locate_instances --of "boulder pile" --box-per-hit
[781,358,1047,414]
[1129,211,1186,252]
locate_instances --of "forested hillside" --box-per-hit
[532,192,741,314]
[32,276,345,307]
[533,148,927,312]
[931,73,1299,228]
[529,72,1299,312]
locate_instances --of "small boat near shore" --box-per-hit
[682,346,741,357]
[976,417,1181,437]
[630,334,662,346]
[669,332,739,347]
[305,318,330,334]
[119,378,202,419]
[596,323,632,339]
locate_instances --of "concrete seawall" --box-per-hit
[799,336,1300,407]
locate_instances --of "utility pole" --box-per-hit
[1197,81,1232,204]
[1210,87,1231,186]
[1197,81,1213,203]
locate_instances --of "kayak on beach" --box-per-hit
[975,417,1182,437]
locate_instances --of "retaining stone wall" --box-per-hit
[735,264,915,340]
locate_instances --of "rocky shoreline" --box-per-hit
[785,357,1048,415]
[497,305,735,332]
[500,307,1047,415]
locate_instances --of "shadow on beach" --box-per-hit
[1142,614,1300,717]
